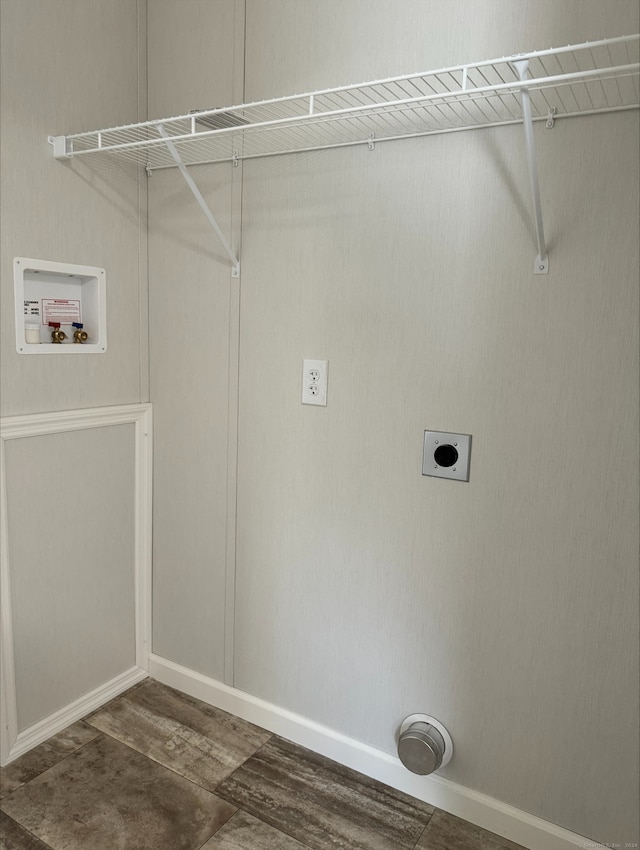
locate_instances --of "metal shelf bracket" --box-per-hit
[157,124,240,278]
[49,135,69,159]
[514,59,549,275]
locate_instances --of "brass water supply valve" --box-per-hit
[72,322,88,343]
[49,322,66,343]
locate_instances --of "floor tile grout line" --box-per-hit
[210,732,279,802]
[191,804,240,850]
[1,809,57,850]
[215,732,437,824]
[0,726,104,804]
[83,684,277,797]
[2,728,241,850]
[410,808,436,850]
[251,810,319,850]
[192,807,319,850]
[82,720,268,799]
[81,687,274,792]
[211,735,441,850]
[1,730,238,850]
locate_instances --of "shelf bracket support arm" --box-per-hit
[157,124,240,278]
[514,60,549,275]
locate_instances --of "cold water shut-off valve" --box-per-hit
[72,322,88,343]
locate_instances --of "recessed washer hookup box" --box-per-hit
[14,257,106,354]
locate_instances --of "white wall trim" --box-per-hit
[6,666,148,763]
[0,403,153,766]
[0,437,18,765]
[149,653,607,850]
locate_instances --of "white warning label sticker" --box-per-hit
[42,299,81,325]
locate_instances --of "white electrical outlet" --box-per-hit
[302,359,328,406]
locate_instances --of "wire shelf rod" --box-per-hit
[588,47,610,106]
[314,90,392,140]
[625,40,640,100]
[606,44,624,103]
[475,66,524,121]
[537,56,570,113]
[392,78,457,129]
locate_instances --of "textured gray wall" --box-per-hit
[146,0,243,681]
[233,1,638,843]
[0,0,148,417]
[145,0,639,841]
[235,118,639,842]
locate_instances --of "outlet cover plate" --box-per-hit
[422,431,471,481]
[301,359,328,406]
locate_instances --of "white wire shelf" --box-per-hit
[48,34,639,277]
[50,35,639,171]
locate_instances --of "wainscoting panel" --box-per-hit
[0,404,152,765]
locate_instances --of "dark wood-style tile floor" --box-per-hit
[0,679,525,850]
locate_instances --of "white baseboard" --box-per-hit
[148,653,604,850]
[5,665,147,764]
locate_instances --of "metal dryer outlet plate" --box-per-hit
[422,431,471,481]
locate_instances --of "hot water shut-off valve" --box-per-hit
[397,714,453,775]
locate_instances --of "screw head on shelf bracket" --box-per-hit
[535,255,549,275]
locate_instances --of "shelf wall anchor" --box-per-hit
[156,124,240,278]
[514,59,549,275]
[48,135,69,159]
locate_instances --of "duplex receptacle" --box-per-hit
[302,359,328,406]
